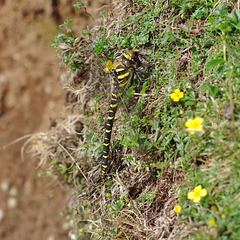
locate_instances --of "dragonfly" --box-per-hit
[101,49,150,177]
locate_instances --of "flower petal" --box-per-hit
[194,185,202,191]
[195,117,203,124]
[200,188,207,197]
[196,125,203,131]
[104,67,109,73]
[170,93,175,99]
[174,205,182,213]
[193,196,201,203]
[185,119,192,128]
[174,89,180,94]
[188,191,194,199]
[188,130,195,135]
[179,92,184,98]
[208,218,215,227]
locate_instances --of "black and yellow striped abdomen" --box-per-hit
[101,50,149,176]
[101,65,134,176]
[101,91,119,175]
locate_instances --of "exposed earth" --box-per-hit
[0,1,108,239]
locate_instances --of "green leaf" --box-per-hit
[200,84,219,97]
[213,3,228,17]
[191,7,207,20]
[206,58,225,69]
[82,30,90,36]
[184,100,196,106]
[59,18,73,30]
[74,1,86,9]
[99,11,106,18]
[228,10,240,30]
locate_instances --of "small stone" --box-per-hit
[8,197,17,209]
[9,186,18,196]
[1,181,9,192]
[0,209,4,221]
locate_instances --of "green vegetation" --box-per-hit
[31,0,240,239]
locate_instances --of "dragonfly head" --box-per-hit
[121,49,142,68]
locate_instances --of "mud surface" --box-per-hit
[0,1,107,239]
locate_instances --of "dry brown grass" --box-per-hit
[28,1,194,239]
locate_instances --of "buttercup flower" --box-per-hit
[207,218,215,227]
[104,60,115,73]
[221,214,226,219]
[174,205,182,214]
[188,185,207,203]
[185,117,204,134]
[170,89,184,102]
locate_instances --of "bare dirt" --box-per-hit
[0,1,108,239]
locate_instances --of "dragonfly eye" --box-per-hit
[121,56,134,67]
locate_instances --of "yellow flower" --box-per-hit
[188,185,207,203]
[221,214,226,219]
[104,60,115,73]
[170,89,184,102]
[174,205,182,214]
[185,117,204,135]
[207,218,215,227]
